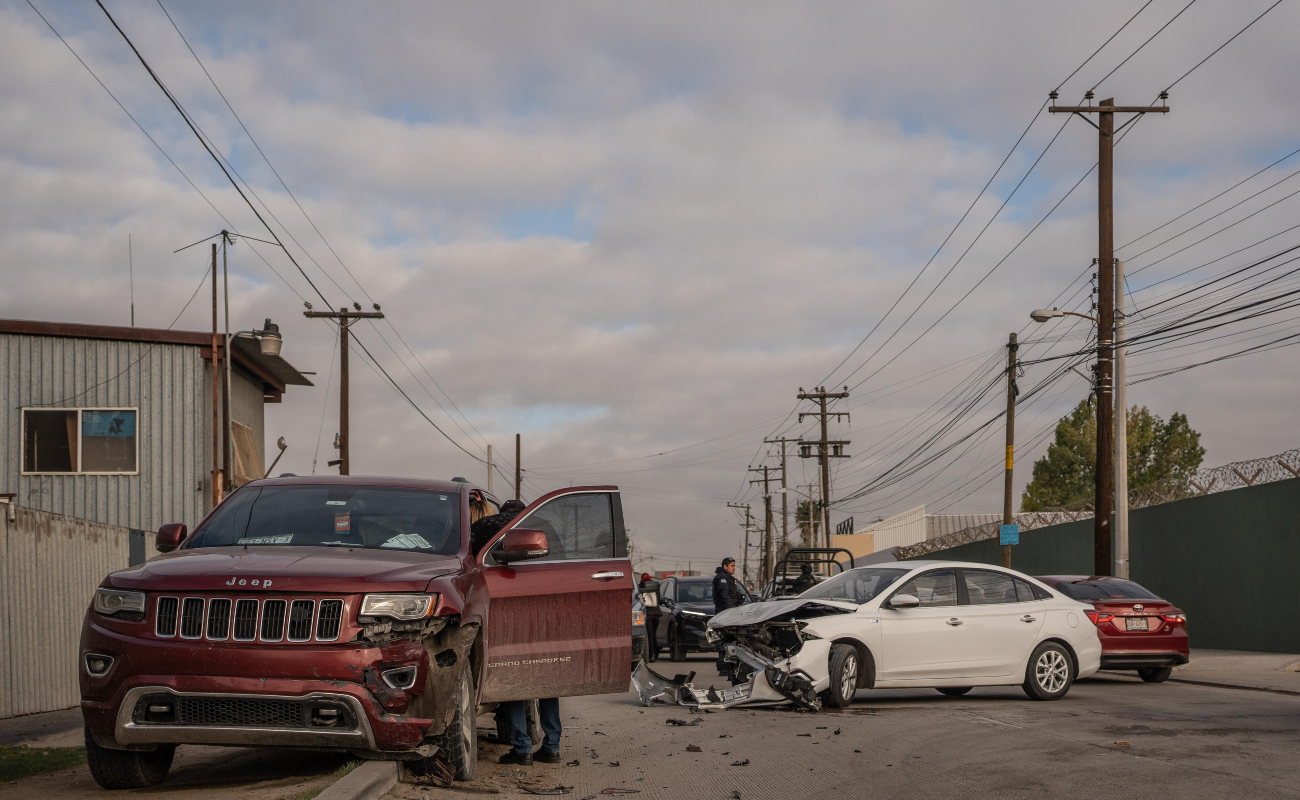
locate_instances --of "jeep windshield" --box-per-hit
[185,484,461,554]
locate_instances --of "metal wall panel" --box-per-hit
[0,333,216,531]
[1,507,144,718]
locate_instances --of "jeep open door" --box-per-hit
[478,486,633,703]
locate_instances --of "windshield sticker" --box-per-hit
[237,535,292,545]
[334,512,351,533]
[437,495,448,501]
[380,533,434,549]
[326,500,347,506]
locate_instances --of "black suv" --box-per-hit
[658,576,752,661]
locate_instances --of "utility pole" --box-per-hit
[515,434,521,501]
[1049,93,1168,576]
[765,437,798,556]
[210,243,221,507]
[1002,332,1019,568]
[487,444,494,494]
[797,386,850,550]
[1114,259,1129,579]
[221,232,232,495]
[303,305,385,475]
[748,466,778,584]
[727,503,753,586]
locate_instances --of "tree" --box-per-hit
[1021,400,1205,511]
[795,500,820,547]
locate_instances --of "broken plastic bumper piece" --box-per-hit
[631,653,820,711]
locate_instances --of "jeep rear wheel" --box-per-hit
[431,667,478,781]
[84,728,174,790]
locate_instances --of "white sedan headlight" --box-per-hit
[359,593,437,620]
[94,587,145,616]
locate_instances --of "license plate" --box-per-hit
[1125,617,1149,631]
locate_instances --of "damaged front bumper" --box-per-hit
[631,638,831,711]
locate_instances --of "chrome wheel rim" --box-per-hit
[1035,650,1068,693]
[841,654,858,700]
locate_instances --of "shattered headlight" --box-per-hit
[705,628,721,644]
[359,593,437,620]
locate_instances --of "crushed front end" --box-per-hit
[631,600,852,711]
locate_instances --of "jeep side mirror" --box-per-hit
[497,528,549,563]
[887,593,920,610]
[156,523,188,553]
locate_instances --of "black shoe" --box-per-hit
[499,751,533,766]
[534,749,562,764]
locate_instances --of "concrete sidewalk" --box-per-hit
[1167,648,1300,694]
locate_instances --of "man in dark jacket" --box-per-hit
[791,563,816,595]
[712,558,742,613]
[711,558,743,674]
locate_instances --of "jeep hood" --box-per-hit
[107,546,463,594]
[707,598,857,628]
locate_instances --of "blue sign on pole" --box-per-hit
[999,524,1020,546]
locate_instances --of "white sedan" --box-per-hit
[632,561,1101,710]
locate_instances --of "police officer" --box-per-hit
[711,558,743,673]
[791,563,816,595]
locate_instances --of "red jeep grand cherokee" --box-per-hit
[1035,575,1189,683]
[79,476,632,789]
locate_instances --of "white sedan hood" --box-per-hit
[708,598,858,628]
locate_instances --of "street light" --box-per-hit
[1030,308,1097,323]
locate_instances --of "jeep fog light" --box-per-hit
[381,666,419,690]
[359,593,437,620]
[84,653,114,677]
[93,588,145,617]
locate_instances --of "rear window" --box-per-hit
[1054,580,1159,601]
[186,485,461,554]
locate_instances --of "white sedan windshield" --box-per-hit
[798,567,908,604]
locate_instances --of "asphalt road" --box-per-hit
[389,653,1300,800]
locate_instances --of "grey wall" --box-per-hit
[906,478,1300,654]
[0,333,211,530]
[229,364,265,459]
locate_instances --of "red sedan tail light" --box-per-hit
[1083,609,1114,626]
[1160,613,1186,623]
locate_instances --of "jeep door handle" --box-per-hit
[946,618,963,626]
[1021,615,1038,623]
[591,571,625,581]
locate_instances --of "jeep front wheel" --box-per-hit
[84,728,174,789]
[431,666,478,781]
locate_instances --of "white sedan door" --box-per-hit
[878,569,974,680]
[955,569,1046,678]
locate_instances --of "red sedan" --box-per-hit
[1035,576,1188,683]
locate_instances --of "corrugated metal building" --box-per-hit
[834,506,1005,558]
[0,319,311,532]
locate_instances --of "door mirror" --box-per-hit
[497,528,550,563]
[888,593,920,610]
[156,523,188,553]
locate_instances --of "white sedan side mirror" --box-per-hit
[887,594,920,609]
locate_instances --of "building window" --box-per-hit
[22,408,138,474]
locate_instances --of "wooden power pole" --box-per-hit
[1050,93,1168,576]
[765,437,798,557]
[797,386,850,548]
[515,433,521,501]
[727,503,753,586]
[1002,332,1019,568]
[303,305,385,475]
[210,243,222,508]
[749,466,778,584]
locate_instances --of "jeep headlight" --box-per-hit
[94,587,145,617]
[359,593,437,620]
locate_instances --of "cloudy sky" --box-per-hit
[4,1,1298,574]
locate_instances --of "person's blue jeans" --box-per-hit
[499,698,561,754]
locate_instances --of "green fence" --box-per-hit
[905,477,1300,653]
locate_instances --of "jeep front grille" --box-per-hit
[155,597,179,637]
[131,692,356,731]
[316,600,343,641]
[261,600,287,641]
[152,596,346,643]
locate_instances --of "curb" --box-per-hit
[1170,677,1300,697]
[316,761,399,800]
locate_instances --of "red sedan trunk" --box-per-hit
[1036,576,1189,679]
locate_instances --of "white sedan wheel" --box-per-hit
[1036,649,1069,693]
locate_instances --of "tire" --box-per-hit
[431,666,478,781]
[1022,641,1075,701]
[84,728,174,790]
[670,628,687,662]
[821,643,859,708]
[936,687,972,697]
[1138,667,1173,684]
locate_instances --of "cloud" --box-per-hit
[3,0,1299,571]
